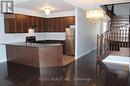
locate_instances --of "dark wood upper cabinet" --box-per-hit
[4,13,75,33]
[63,16,75,29]
[4,13,16,33]
[33,17,39,32]
[56,17,64,32]
[15,14,24,33]
[27,16,32,29]
[22,15,29,33]
[46,18,52,32]
[43,18,47,32]
[46,16,75,32]
[36,18,44,32]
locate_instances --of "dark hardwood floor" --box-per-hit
[0,50,129,86]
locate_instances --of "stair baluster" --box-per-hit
[97,24,130,61]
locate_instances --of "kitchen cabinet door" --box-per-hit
[52,18,57,32]
[15,14,24,33]
[39,18,47,32]
[38,18,43,32]
[33,17,39,32]
[4,13,16,33]
[46,18,53,32]
[22,15,29,33]
[28,16,35,28]
[63,16,75,30]
[55,17,64,32]
[46,17,64,32]
[42,18,47,32]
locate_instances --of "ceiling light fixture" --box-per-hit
[86,9,104,19]
[44,8,51,15]
[86,9,105,23]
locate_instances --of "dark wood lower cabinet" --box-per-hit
[4,13,75,33]
[6,45,63,68]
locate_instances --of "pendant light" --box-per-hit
[44,8,51,15]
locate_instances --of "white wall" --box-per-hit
[99,16,110,34]
[114,4,130,15]
[75,7,100,58]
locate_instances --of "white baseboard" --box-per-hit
[0,60,6,63]
[75,48,96,60]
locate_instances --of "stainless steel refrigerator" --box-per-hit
[65,26,75,56]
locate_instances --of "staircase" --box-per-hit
[111,16,130,48]
[100,4,115,18]
[97,15,130,61]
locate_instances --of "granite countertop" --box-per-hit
[5,42,63,48]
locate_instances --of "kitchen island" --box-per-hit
[6,42,63,68]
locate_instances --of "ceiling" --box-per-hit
[14,0,130,13]
[64,0,130,10]
[15,0,75,13]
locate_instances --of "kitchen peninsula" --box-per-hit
[6,42,63,68]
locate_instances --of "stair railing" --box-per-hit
[97,24,130,61]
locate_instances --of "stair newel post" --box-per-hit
[125,26,127,47]
[104,34,106,54]
[106,31,109,53]
[100,34,103,58]
[120,28,122,47]
[115,29,118,51]
[103,34,106,53]
[129,16,130,47]
[128,24,129,47]
[117,29,120,51]
[113,30,115,51]
[97,34,100,58]
[106,34,108,53]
